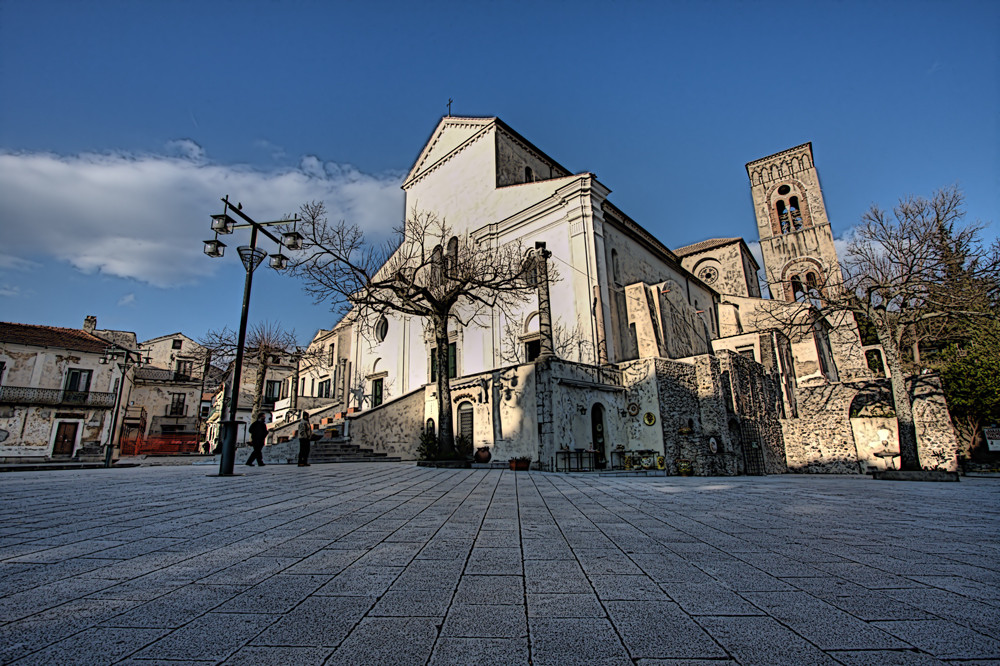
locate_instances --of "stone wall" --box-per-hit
[717,351,787,475]
[782,375,959,473]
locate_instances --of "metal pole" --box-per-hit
[104,357,128,468]
[219,223,259,476]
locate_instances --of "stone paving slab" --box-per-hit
[0,464,997,664]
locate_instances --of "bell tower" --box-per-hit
[746,143,842,303]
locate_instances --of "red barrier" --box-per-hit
[120,434,200,456]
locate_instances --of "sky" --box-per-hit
[1,0,997,346]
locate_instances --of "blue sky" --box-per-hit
[1,0,997,346]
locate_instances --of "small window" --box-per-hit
[317,379,331,399]
[776,200,790,234]
[430,342,457,381]
[175,360,193,381]
[172,339,183,350]
[789,196,803,230]
[525,339,541,362]
[64,368,92,393]
[866,349,885,377]
[374,316,389,342]
[371,378,383,407]
[777,184,791,195]
[525,166,534,183]
[611,250,621,286]
[168,393,186,416]
[426,419,436,436]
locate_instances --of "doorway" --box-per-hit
[591,403,607,469]
[53,422,78,456]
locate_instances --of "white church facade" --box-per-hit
[270,116,959,475]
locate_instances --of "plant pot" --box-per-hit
[474,446,492,463]
[509,459,530,471]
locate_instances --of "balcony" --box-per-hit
[0,385,116,408]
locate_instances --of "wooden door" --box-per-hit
[53,422,78,456]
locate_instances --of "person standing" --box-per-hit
[246,413,267,467]
[297,411,312,467]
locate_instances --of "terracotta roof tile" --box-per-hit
[672,237,742,258]
[0,322,111,354]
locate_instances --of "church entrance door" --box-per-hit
[592,404,607,469]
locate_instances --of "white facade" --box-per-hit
[347,117,718,418]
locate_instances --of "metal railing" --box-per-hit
[0,385,116,407]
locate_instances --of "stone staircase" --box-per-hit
[308,436,402,464]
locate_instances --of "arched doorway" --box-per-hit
[591,403,607,469]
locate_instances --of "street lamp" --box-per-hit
[100,345,149,468]
[205,196,301,476]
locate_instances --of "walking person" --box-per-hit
[246,413,267,467]
[297,411,312,467]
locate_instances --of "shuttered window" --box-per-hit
[457,402,473,441]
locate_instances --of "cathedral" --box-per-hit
[272,117,959,475]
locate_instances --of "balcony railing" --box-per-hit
[0,385,116,408]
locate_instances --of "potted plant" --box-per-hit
[509,456,532,471]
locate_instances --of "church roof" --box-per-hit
[672,238,743,257]
[0,322,110,354]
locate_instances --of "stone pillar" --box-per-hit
[535,243,555,360]
[593,285,609,365]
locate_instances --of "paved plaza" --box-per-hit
[0,464,998,665]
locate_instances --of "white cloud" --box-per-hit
[0,285,20,297]
[118,293,136,306]
[166,139,205,161]
[0,148,404,288]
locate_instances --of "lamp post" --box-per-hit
[100,345,148,468]
[204,196,302,476]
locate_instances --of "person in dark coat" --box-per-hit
[297,411,312,467]
[246,413,267,467]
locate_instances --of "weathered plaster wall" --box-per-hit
[625,280,713,361]
[348,387,427,459]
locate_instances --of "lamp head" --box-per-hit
[203,238,226,258]
[210,213,236,234]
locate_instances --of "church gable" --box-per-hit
[403,117,495,188]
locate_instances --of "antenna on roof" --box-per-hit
[446,98,453,116]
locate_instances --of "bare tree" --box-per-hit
[290,202,538,456]
[756,187,998,470]
[201,321,299,421]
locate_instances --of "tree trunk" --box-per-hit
[251,351,268,421]
[880,332,921,470]
[434,315,455,457]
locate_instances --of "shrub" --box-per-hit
[417,430,439,461]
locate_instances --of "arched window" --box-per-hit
[430,245,443,287]
[776,200,790,234]
[445,236,459,277]
[374,316,388,342]
[524,166,534,183]
[789,196,803,230]
[457,401,474,442]
[790,275,806,302]
[426,419,436,436]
